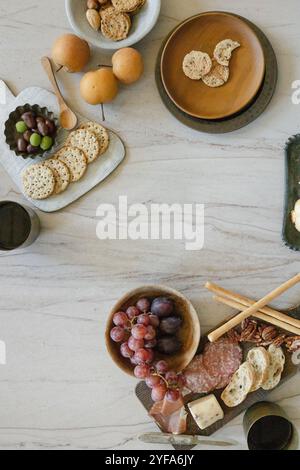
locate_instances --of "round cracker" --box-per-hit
[22,164,55,200]
[214,39,240,67]
[44,158,70,195]
[101,12,131,41]
[100,5,116,20]
[67,129,100,164]
[202,63,230,88]
[111,0,143,12]
[183,51,212,80]
[56,146,87,182]
[79,121,110,156]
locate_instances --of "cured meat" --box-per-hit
[183,355,220,393]
[203,338,242,389]
[183,338,242,394]
[149,400,187,435]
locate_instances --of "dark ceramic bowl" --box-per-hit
[4,104,59,159]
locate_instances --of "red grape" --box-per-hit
[134,348,151,365]
[110,327,125,343]
[149,315,160,328]
[130,355,139,365]
[166,389,180,402]
[132,324,147,340]
[145,375,161,388]
[113,311,129,327]
[120,342,134,358]
[145,349,154,364]
[136,298,151,313]
[137,314,150,326]
[128,336,144,352]
[145,339,157,349]
[134,364,151,379]
[165,371,178,386]
[144,325,156,341]
[126,306,140,320]
[155,360,169,374]
[151,383,167,402]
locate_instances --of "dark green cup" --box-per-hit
[244,402,298,450]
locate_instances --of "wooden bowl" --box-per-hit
[105,285,201,377]
[161,12,266,120]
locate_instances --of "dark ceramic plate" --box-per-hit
[4,104,59,159]
[282,134,300,251]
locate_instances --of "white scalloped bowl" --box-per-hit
[65,0,161,50]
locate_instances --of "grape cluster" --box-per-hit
[110,296,184,401]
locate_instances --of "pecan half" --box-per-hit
[272,334,287,348]
[261,325,278,342]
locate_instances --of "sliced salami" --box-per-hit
[203,338,242,384]
[183,355,220,393]
[184,338,242,394]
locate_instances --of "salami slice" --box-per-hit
[203,338,242,389]
[183,338,242,394]
[183,355,220,393]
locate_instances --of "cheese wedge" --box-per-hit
[188,395,224,430]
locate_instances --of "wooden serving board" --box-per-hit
[0,81,126,212]
[282,134,300,251]
[136,309,300,450]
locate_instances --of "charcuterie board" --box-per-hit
[0,80,126,212]
[136,307,300,450]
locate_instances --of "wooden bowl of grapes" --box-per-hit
[105,285,201,378]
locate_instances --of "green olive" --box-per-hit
[30,133,42,147]
[15,121,27,133]
[40,136,53,151]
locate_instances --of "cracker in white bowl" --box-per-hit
[44,158,70,195]
[56,146,87,182]
[67,129,100,164]
[112,0,143,13]
[101,11,131,41]
[79,122,109,156]
[22,164,55,200]
[183,51,212,80]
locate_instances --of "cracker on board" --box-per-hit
[56,146,87,182]
[44,158,70,195]
[67,129,100,164]
[101,12,131,41]
[22,164,55,200]
[202,62,230,87]
[182,51,212,80]
[79,122,110,156]
[214,39,240,67]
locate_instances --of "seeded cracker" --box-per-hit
[202,63,230,88]
[111,0,143,13]
[44,158,70,195]
[79,121,110,156]
[56,147,87,182]
[67,129,100,164]
[182,51,212,80]
[101,12,131,41]
[22,164,55,200]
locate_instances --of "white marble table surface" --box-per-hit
[0,0,300,450]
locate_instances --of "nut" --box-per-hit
[98,0,109,4]
[87,0,99,9]
[240,322,257,342]
[261,325,278,342]
[272,334,287,348]
[86,9,101,30]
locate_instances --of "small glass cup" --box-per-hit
[0,201,40,251]
[244,402,298,450]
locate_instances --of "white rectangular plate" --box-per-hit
[0,81,126,212]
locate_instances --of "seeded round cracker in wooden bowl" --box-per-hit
[67,129,100,164]
[43,159,70,195]
[56,146,87,182]
[22,164,55,200]
[79,121,110,156]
